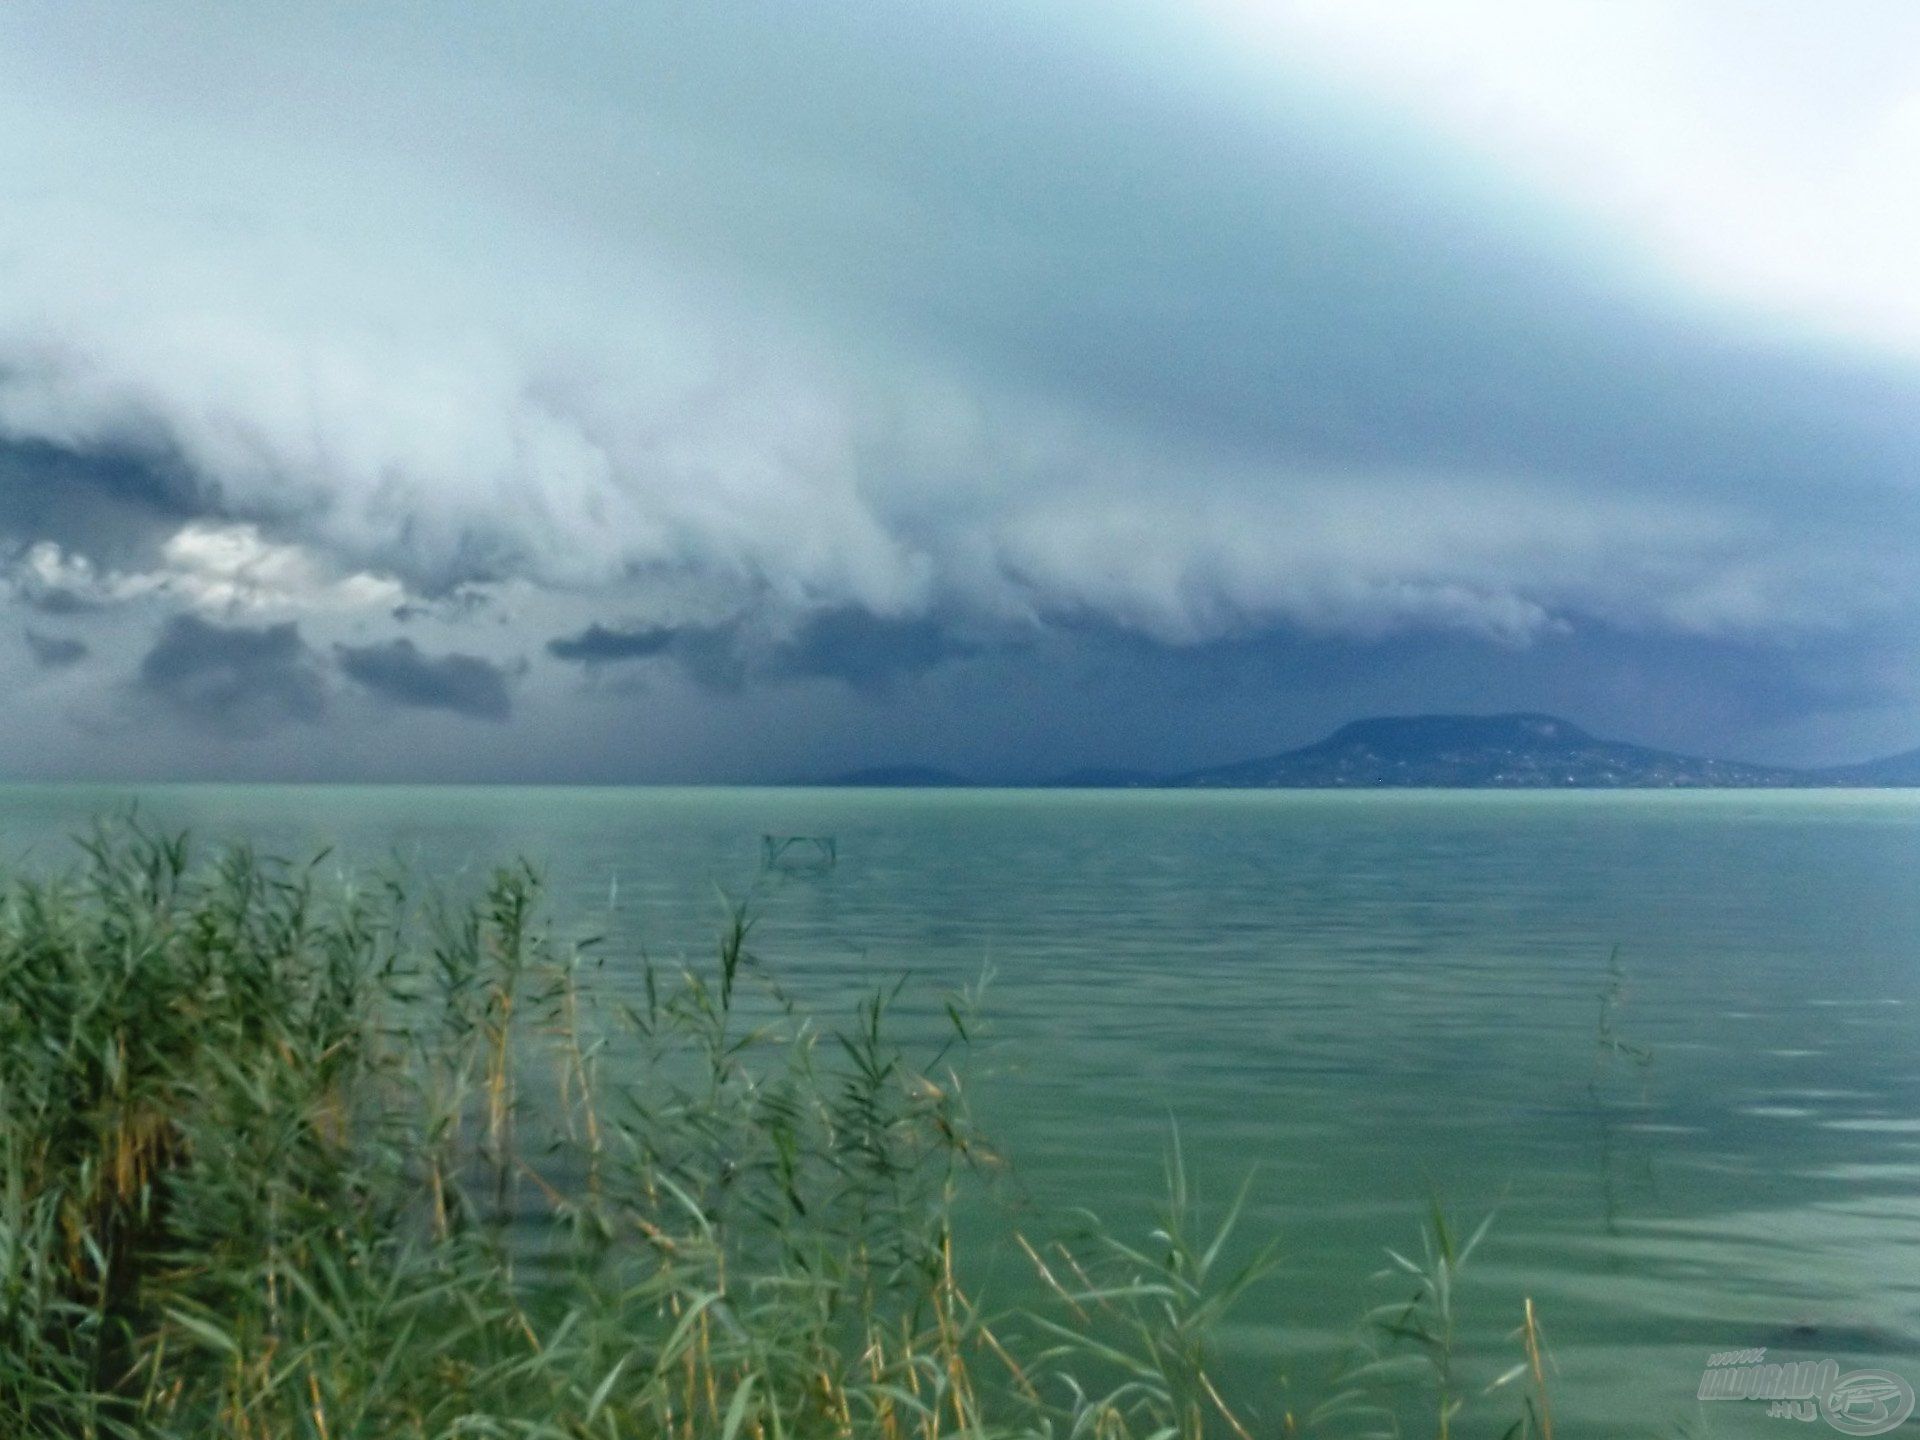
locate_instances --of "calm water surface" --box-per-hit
[5,785,1919,1436]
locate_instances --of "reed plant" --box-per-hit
[0,822,1550,1439]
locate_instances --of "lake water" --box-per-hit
[5,784,1919,1436]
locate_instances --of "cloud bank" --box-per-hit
[1,2,1917,778]
[337,640,513,722]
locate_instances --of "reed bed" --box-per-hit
[0,823,1551,1439]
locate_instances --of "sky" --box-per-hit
[2,1,1920,782]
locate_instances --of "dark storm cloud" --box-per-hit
[593,4,1920,518]
[543,622,734,698]
[546,619,752,692]
[549,610,984,695]
[24,629,87,669]
[336,639,512,721]
[2,4,1920,777]
[546,623,681,665]
[138,615,326,734]
[15,583,96,617]
[768,609,984,693]
[5,1,1915,649]
[0,439,199,571]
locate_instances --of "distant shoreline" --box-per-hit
[6,778,1920,793]
[813,711,1920,790]
[4,707,1918,791]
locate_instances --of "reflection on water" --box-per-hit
[4,784,1919,1436]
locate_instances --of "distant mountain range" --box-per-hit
[819,712,1920,788]
[1825,748,1920,786]
[827,765,976,788]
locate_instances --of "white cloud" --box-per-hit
[984,470,1763,645]
[157,524,404,615]
[0,0,1913,676]
[1200,0,1920,355]
[6,525,402,618]
[6,541,157,610]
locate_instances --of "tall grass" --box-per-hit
[0,823,1551,1439]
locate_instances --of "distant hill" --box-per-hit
[1039,767,1165,788]
[824,764,975,787]
[813,713,1920,789]
[1173,713,1802,789]
[1819,747,1920,787]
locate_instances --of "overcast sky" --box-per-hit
[3,2,1920,781]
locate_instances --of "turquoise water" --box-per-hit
[5,784,1920,1435]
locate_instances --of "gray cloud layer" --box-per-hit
[0,3,1916,778]
[337,640,513,722]
[24,629,86,669]
[546,625,682,667]
[138,616,327,736]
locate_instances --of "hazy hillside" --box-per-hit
[816,714,1920,788]
[1173,713,1802,788]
